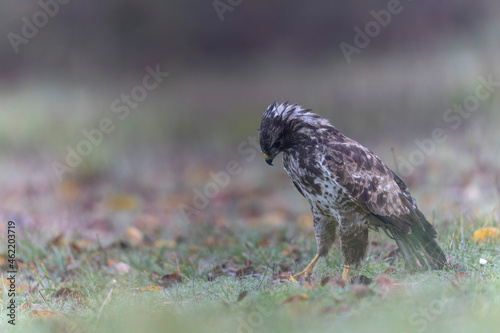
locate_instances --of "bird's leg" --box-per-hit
[339,222,369,282]
[342,264,351,281]
[291,254,320,280]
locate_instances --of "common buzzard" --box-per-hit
[259,102,447,280]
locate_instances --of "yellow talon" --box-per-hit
[291,254,320,281]
[342,265,350,281]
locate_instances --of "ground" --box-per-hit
[1,68,499,332]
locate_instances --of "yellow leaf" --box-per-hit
[471,227,499,243]
[139,285,162,292]
[105,194,139,211]
[30,310,58,318]
[154,240,177,249]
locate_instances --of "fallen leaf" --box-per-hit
[471,227,499,243]
[71,239,92,253]
[30,310,58,318]
[108,261,131,275]
[54,288,87,305]
[281,294,308,304]
[154,240,177,249]
[135,214,161,231]
[320,305,336,315]
[139,285,162,292]
[454,272,470,280]
[257,238,269,247]
[375,275,395,292]
[188,245,203,253]
[204,237,217,247]
[105,194,139,211]
[17,283,29,292]
[157,272,182,287]
[320,277,331,286]
[237,291,248,302]
[125,226,144,247]
[335,279,346,289]
[351,284,374,297]
[383,268,397,274]
[384,248,400,262]
[48,234,66,247]
[57,180,80,200]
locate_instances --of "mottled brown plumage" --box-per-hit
[259,102,447,279]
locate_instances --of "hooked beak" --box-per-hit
[264,153,275,166]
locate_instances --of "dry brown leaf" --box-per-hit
[237,291,248,302]
[375,275,395,292]
[384,248,400,262]
[352,284,374,297]
[30,310,59,318]
[54,288,87,305]
[281,294,308,304]
[139,285,162,292]
[281,246,298,256]
[48,234,66,247]
[454,272,470,280]
[125,226,144,247]
[204,237,216,247]
[17,283,29,292]
[383,268,397,274]
[257,238,269,247]
[157,272,182,288]
[335,279,346,289]
[320,277,331,286]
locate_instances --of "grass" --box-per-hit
[1,75,499,332]
[2,219,499,333]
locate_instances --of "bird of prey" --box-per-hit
[259,101,447,281]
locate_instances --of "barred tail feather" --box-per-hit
[381,213,447,271]
[396,217,447,271]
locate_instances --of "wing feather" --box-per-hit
[322,136,429,235]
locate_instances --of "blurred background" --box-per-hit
[0,0,499,240]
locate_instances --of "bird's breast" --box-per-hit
[283,150,354,221]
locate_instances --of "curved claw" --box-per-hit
[290,254,320,281]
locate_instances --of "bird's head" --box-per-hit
[259,101,317,166]
[259,101,285,165]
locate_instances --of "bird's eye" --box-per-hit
[273,139,282,148]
